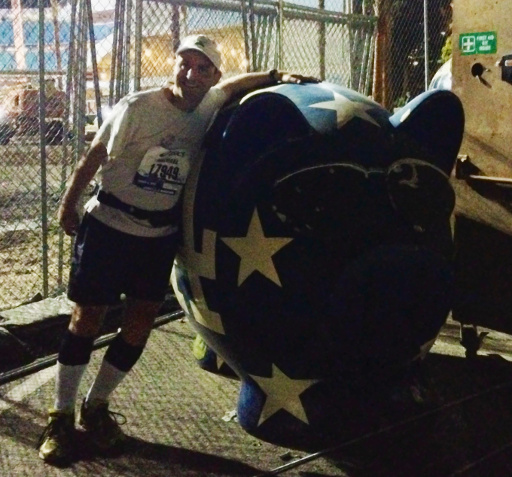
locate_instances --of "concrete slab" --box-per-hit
[1,317,512,476]
[0,318,344,476]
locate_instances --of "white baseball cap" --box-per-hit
[176,35,222,71]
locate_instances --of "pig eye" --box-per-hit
[271,163,382,239]
[387,158,455,233]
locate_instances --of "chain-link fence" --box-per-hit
[0,0,451,312]
[374,0,451,109]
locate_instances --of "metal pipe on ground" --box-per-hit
[0,309,185,387]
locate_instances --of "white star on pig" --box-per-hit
[221,209,293,287]
[250,364,319,425]
[309,91,380,128]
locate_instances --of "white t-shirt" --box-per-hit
[85,86,227,237]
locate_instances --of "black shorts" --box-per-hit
[68,213,181,305]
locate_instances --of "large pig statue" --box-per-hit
[172,82,464,449]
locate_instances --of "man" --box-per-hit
[38,34,317,464]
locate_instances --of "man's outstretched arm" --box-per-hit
[57,140,108,236]
[218,70,320,102]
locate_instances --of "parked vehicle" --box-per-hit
[429,58,452,91]
[0,79,66,145]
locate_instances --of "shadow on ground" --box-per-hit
[66,434,264,476]
[314,353,512,477]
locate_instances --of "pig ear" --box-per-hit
[389,89,465,176]
[220,92,312,173]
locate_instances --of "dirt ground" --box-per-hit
[0,145,78,310]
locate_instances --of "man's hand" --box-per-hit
[280,73,321,84]
[58,201,80,236]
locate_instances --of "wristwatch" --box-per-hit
[268,69,280,83]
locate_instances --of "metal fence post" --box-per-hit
[424,0,430,90]
[38,0,49,298]
[278,0,283,70]
[318,0,325,81]
[133,0,143,92]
